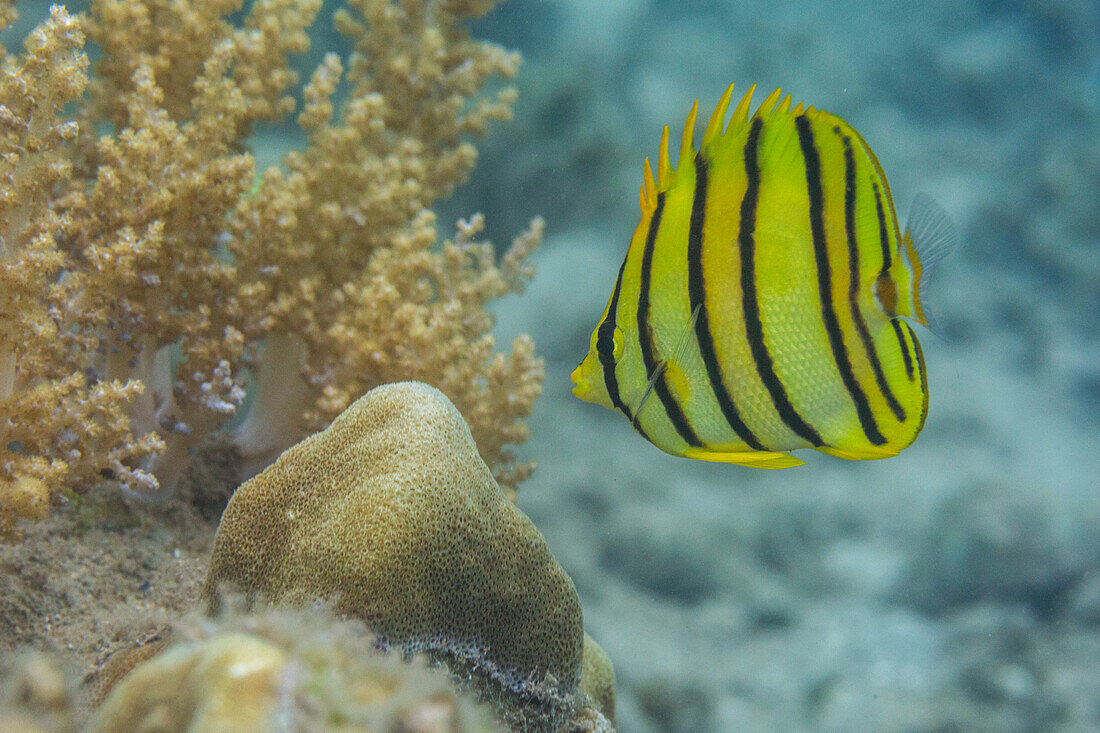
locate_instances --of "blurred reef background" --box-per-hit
[479,0,1100,730]
[2,0,1099,731]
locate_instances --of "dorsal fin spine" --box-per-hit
[756,88,783,119]
[728,84,757,129]
[639,84,821,212]
[701,85,733,146]
[657,126,672,188]
[680,99,699,161]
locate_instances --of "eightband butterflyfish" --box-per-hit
[571,84,956,469]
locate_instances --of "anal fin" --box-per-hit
[816,445,899,461]
[683,447,804,470]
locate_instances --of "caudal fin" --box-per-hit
[904,193,957,338]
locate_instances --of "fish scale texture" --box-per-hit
[201,381,584,697]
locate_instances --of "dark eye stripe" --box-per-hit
[595,258,627,412]
[595,256,654,444]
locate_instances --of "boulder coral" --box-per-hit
[202,381,586,728]
[579,633,617,726]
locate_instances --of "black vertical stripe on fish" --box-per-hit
[871,182,900,316]
[837,130,905,423]
[595,257,645,436]
[688,153,767,451]
[873,181,917,384]
[891,319,915,381]
[636,193,703,447]
[872,182,892,275]
[740,117,824,447]
[902,319,929,431]
[797,115,887,446]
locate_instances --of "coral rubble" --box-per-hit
[49,605,506,732]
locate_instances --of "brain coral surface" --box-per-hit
[202,381,584,696]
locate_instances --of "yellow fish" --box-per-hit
[571,84,955,469]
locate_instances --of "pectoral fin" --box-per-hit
[634,303,702,424]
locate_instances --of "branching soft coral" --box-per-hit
[0,5,162,539]
[314,213,544,493]
[0,0,543,536]
[229,0,543,489]
[45,0,320,495]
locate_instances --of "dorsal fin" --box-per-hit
[755,88,784,119]
[639,83,816,213]
[701,84,733,146]
[728,84,757,130]
[657,126,673,188]
[642,157,656,208]
[680,98,699,161]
